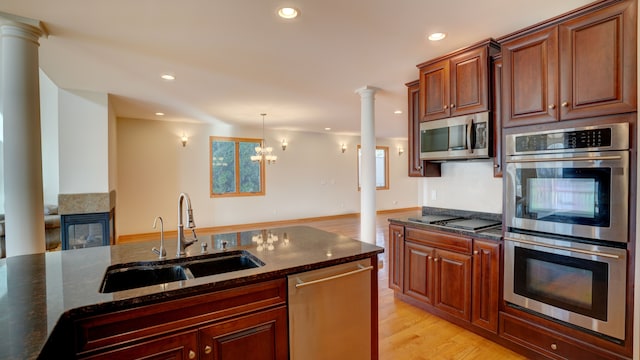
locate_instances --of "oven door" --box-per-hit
[505,150,628,243]
[504,232,627,340]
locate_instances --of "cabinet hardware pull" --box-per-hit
[561,101,569,107]
[504,237,621,259]
[450,104,456,108]
[295,264,373,288]
[205,345,212,354]
[493,164,499,168]
[473,250,479,255]
[466,117,473,154]
[188,350,196,359]
[548,104,556,109]
[434,258,439,262]
[550,343,558,351]
[506,155,621,163]
[444,105,449,109]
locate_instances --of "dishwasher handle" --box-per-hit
[294,264,373,289]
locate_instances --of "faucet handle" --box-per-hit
[190,228,198,241]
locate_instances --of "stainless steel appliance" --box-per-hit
[503,122,630,341]
[288,259,372,360]
[505,122,629,243]
[420,111,491,161]
[504,232,627,340]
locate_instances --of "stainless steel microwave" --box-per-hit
[419,112,491,161]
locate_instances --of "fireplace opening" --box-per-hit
[61,210,114,250]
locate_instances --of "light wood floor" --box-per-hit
[298,209,526,360]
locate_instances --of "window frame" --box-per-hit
[209,136,265,197]
[357,145,390,191]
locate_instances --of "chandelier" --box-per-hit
[251,113,277,164]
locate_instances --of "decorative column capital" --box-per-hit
[0,12,48,43]
[355,85,379,98]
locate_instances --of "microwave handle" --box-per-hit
[467,117,473,154]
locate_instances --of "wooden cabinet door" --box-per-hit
[388,224,404,292]
[433,249,472,321]
[199,306,288,360]
[419,59,450,121]
[492,55,503,178]
[404,241,435,304]
[407,81,441,177]
[450,46,490,117]
[502,26,559,127]
[471,239,500,333]
[82,331,198,360]
[559,0,637,120]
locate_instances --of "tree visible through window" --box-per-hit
[210,137,265,197]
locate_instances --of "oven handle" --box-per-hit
[504,236,621,259]
[505,155,622,163]
[467,117,473,154]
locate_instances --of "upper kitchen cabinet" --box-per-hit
[406,80,441,177]
[418,39,500,122]
[500,0,637,128]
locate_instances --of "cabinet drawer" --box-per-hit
[500,312,611,360]
[406,227,471,254]
[75,278,286,355]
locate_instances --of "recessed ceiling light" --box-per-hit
[278,7,299,19]
[394,110,403,115]
[324,127,331,131]
[428,32,446,41]
[161,74,175,81]
[155,112,165,116]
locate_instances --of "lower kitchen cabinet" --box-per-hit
[393,224,499,331]
[471,239,500,332]
[199,306,288,360]
[402,228,473,323]
[82,331,199,360]
[74,279,288,359]
[388,224,405,292]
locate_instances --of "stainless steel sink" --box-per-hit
[100,250,264,293]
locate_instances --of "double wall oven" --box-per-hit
[503,122,629,341]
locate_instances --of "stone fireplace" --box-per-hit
[58,192,115,250]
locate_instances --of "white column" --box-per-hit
[356,86,377,245]
[1,16,47,256]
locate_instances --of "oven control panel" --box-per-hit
[514,128,612,152]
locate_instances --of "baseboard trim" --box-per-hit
[117,207,420,244]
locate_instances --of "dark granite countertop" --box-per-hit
[0,225,383,360]
[388,207,503,242]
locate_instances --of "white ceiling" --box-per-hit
[1,0,595,138]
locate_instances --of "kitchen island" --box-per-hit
[0,225,383,359]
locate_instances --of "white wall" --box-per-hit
[420,161,502,214]
[58,90,110,194]
[115,117,420,235]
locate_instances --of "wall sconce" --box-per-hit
[398,146,404,155]
[341,144,347,153]
[181,134,188,147]
[281,139,288,151]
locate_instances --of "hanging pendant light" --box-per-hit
[252,113,277,164]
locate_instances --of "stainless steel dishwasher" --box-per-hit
[288,258,373,360]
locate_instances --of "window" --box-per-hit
[357,145,389,190]
[210,137,265,197]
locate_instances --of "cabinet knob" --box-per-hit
[205,345,212,354]
[473,250,479,255]
[561,101,569,107]
[189,350,196,359]
[493,164,499,168]
[417,165,422,170]
[548,104,556,109]
[398,234,404,238]
[450,104,456,108]
[428,256,433,260]
[433,258,439,262]
[550,343,558,351]
[443,105,449,109]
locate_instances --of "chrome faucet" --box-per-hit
[151,216,167,259]
[177,192,198,257]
